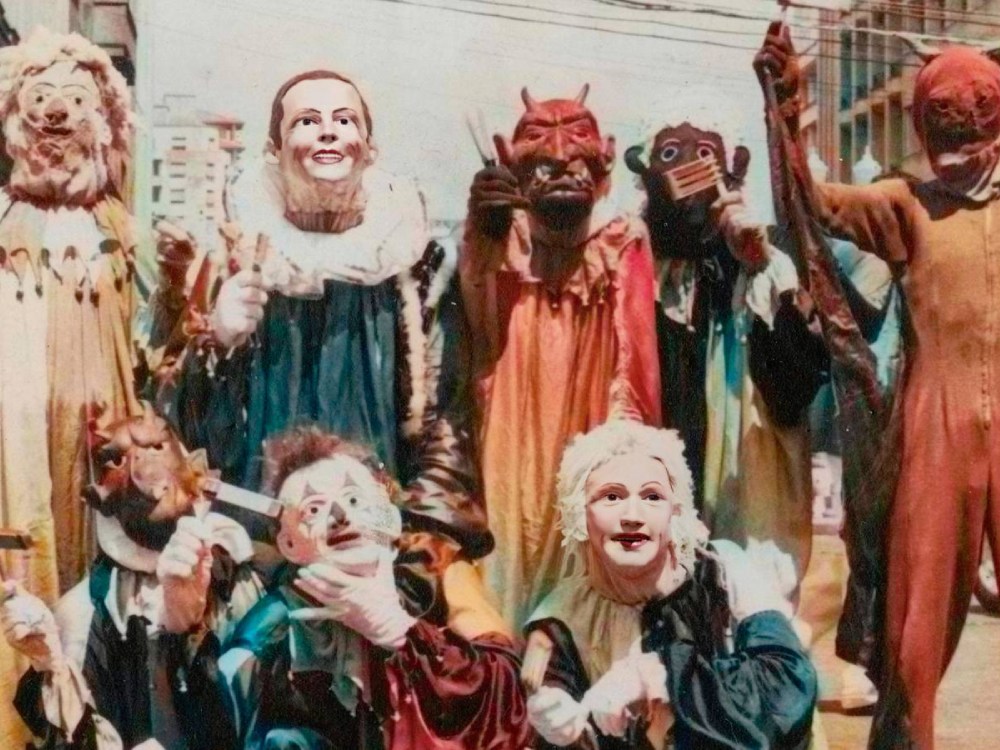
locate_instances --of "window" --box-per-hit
[152,185,161,202]
[152,159,161,177]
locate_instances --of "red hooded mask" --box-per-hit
[912,45,1000,190]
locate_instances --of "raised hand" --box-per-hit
[157,515,213,633]
[291,548,416,650]
[1,581,64,672]
[468,164,530,238]
[709,189,770,272]
[208,267,268,348]
[754,21,801,112]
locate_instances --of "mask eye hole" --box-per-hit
[697,145,716,160]
[659,145,679,162]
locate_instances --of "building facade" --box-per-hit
[150,94,245,251]
[813,1,1000,183]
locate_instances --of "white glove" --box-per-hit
[527,686,590,747]
[1,581,64,672]
[712,539,794,623]
[583,652,668,737]
[209,268,268,348]
[157,516,213,633]
[710,190,770,273]
[291,547,416,649]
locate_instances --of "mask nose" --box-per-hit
[44,99,68,126]
[327,501,348,530]
[318,130,338,144]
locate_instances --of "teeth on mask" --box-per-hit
[535,164,552,180]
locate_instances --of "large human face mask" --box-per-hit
[495,85,615,230]
[276,456,401,575]
[913,46,1000,194]
[585,453,677,581]
[273,78,373,189]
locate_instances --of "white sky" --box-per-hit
[144,0,810,221]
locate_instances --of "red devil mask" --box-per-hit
[494,84,615,228]
[912,45,1000,191]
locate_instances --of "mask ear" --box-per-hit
[264,138,279,166]
[493,134,513,168]
[602,135,616,174]
[624,144,649,175]
[730,146,751,184]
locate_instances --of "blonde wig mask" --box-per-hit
[556,420,708,604]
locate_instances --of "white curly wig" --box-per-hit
[556,420,708,571]
[0,27,133,152]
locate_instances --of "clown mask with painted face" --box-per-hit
[266,71,377,229]
[275,453,402,577]
[495,85,615,232]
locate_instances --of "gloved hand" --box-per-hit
[521,629,555,694]
[157,515,214,633]
[468,164,530,238]
[754,21,802,123]
[291,547,416,650]
[154,220,197,292]
[583,651,668,737]
[711,539,794,623]
[527,686,590,747]
[1,581,64,672]
[710,189,770,273]
[208,268,268,348]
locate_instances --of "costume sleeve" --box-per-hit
[13,667,123,750]
[748,292,830,427]
[385,618,532,750]
[155,337,252,483]
[610,232,662,426]
[646,607,816,750]
[216,594,291,746]
[814,180,912,265]
[399,240,494,560]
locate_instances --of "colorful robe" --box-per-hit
[526,552,817,750]
[13,513,262,750]
[0,191,143,747]
[157,163,489,559]
[461,204,661,626]
[653,238,828,581]
[218,556,530,750]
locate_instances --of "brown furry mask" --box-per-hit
[84,405,209,551]
[5,60,112,206]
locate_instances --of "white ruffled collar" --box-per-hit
[230,159,429,291]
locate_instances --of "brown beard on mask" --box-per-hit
[277,142,369,233]
[6,112,108,206]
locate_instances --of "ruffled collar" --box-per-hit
[230,158,429,291]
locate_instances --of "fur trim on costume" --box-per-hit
[229,158,430,290]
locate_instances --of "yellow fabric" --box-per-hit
[463,211,658,628]
[0,194,138,748]
[527,574,643,685]
[702,323,813,582]
[442,560,512,641]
